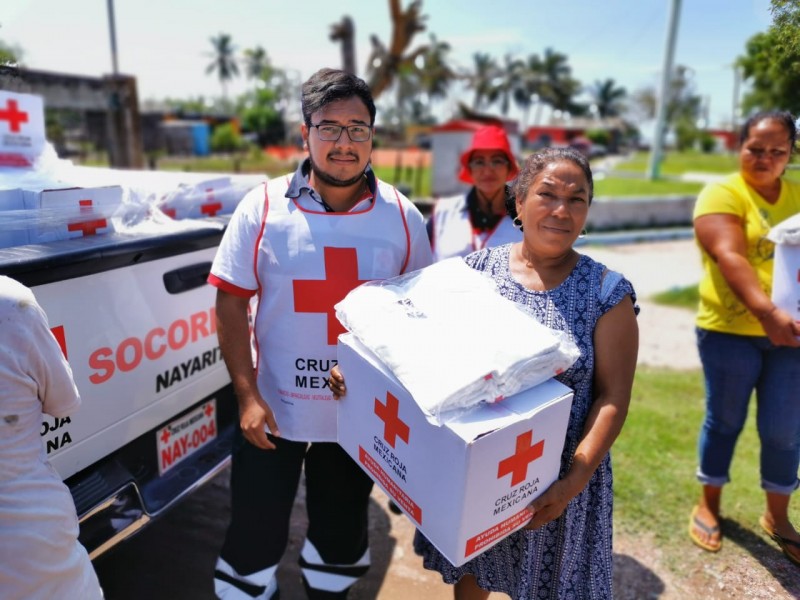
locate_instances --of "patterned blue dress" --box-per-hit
[414,244,638,600]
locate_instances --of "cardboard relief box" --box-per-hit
[23,185,123,243]
[336,333,573,567]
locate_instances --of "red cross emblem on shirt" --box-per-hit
[293,246,367,345]
[0,99,28,133]
[160,428,171,445]
[497,430,544,486]
[375,391,410,449]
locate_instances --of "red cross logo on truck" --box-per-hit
[0,99,28,133]
[50,325,68,360]
[375,391,410,448]
[293,246,367,345]
[497,430,544,486]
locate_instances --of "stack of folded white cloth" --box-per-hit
[335,258,579,422]
[768,213,800,326]
[769,213,800,245]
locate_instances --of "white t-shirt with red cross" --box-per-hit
[209,166,433,441]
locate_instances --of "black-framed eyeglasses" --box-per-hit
[310,123,373,142]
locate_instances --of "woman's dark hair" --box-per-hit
[301,68,376,127]
[739,110,798,151]
[506,147,594,219]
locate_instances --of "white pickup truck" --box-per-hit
[1,223,238,559]
[0,89,263,559]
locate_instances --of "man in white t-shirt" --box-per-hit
[0,276,103,600]
[208,68,432,599]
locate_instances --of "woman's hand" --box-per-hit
[759,306,800,347]
[523,479,577,530]
[330,364,347,399]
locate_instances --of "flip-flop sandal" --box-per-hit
[688,506,722,552]
[759,516,800,567]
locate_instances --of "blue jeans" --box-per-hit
[696,328,800,495]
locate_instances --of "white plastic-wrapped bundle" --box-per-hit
[768,213,800,326]
[335,258,579,422]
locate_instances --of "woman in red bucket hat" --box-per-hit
[428,124,520,261]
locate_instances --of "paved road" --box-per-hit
[93,239,704,599]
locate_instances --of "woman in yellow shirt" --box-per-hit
[690,110,800,567]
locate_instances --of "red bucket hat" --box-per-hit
[458,125,519,184]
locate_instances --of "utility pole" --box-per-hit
[647,0,682,180]
[104,0,144,168]
[106,0,119,76]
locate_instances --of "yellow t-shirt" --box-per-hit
[693,172,800,335]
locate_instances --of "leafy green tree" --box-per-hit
[0,39,22,66]
[738,28,800,115]
[206,33,239,100]
[239,87,286,146]
[210,122,245,153]
[770,0,800,56]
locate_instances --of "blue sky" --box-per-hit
[3,0,774,131]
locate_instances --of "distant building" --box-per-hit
[706,128,738,152]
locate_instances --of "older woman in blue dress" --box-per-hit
[413,148,639,599]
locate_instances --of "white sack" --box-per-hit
[335,258,579,423]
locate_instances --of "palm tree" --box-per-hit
[493,54,524,116]
[465,52,500,111]
[206,33,239,100]
[417,33,456,106]
[243,46,269,81]
[513,53,545,128]
[538,47,583,118]
[588,78,627,118]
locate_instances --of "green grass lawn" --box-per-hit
[615,367,796,561]
[615,151,738,175]
[594,176,703,197]
[650,285,700,310]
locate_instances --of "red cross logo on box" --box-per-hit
[0,99,29,133]
[497,430,544,486]
[293,246,368,345]
[375,391,410,448]
[67,199,108,236]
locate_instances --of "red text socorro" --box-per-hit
[88,307,216,384]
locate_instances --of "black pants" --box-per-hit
[219,429,374,597]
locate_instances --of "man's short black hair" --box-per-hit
[301,68,376,127]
